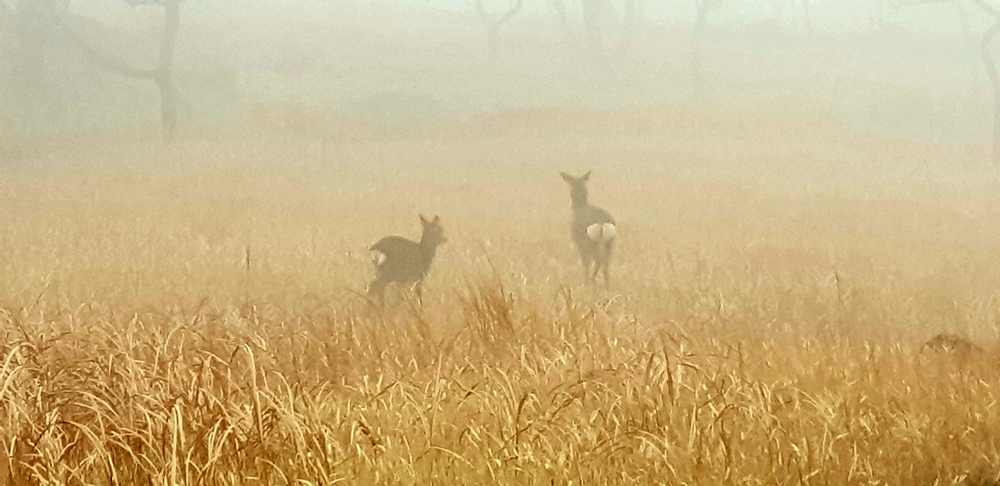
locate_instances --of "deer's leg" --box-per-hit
[368,278,387,306]
[602,244,613,285]
[599,241,614,285]
[581,256,594,285]
[414,280,424,304]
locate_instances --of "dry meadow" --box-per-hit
[4,2,1000,484]
[3,107,1000,485]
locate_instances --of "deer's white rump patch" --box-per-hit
[370,249,387,267]
[587,223,617,242]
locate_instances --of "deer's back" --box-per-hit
[370,236,430,282]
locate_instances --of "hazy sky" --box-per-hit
[6,0,990,144]
[68,0,988,35]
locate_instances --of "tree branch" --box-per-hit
[51,13,160,81]
[692,0,722,93]
[551,0,571,35]
[615,0,637,60]
[979,0,1000,17]
[156,0,180,139]
[476,0,525,30]
[53,1,180,141]
[802,0,813,38]
[476,0,525,65]
[977,0,1000,167]
[889,0,950,9]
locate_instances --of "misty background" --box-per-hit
[0,0,995,175]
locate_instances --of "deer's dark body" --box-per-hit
[923,333,982,356]
[561,171,616,284]
[368,215,445,303]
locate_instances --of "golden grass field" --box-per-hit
[2,106,1000,484]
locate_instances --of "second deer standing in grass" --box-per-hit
[561,171,617,285]
[368,215,446,304]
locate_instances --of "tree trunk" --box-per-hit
[56,0,181,142]
[692,0,721,95]
[581,0,605,64]
[476,0,525,66]
[614,0,637,61]
[14,1,48,91]
[801,0,813,38]
[982,20,1000,168]
[552,0,571,36]
[977,0,1000,169]
[487,27,499,65]
[158,0,180,142]
[12,0,56,132]
[952,2,980,119]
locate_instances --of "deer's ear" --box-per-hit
[560,172,575,183]
[420,214,429,226]
[433,215,440,223]
[580,171,592,182]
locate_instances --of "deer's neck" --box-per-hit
[571,194,588,209]
[419,239,440,259]
[420,245,439,270]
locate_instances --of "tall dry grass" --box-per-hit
[2,113,1000,484]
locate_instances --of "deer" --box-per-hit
[560,171,617,285]
[922,333,983,359]
[367,215,446,304]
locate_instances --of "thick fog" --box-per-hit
[8,6,1000,482]
[2,0,996,152]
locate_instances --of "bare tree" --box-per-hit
[13,1,58,91]
[894,0,1000,167]
[582,0,603,61]
[976,0,1000,167]
[802,0,813,39]
[691,0,722,94]
[581,0,637,65]
[551,0,572,36]
[476,0,525,65]
[6,2,69,123]
[766,0,812,37]
[53,0,182,142]
[619,0,637,59]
